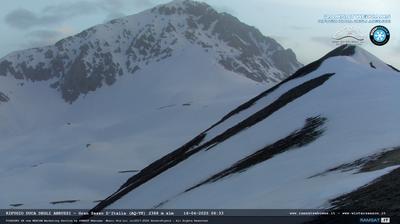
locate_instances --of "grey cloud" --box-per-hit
[5,8,61,29]
[6,0,161,49]
[4,0,144,30]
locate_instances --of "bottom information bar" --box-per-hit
[0,209,397,224]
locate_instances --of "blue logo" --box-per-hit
[370,25,390,46]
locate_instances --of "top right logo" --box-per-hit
[370,25,390,46]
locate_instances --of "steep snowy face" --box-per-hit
[0,0,287,209]
[0,0,301,103]
[88,45,400,211]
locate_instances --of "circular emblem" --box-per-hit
[370,25,390,46]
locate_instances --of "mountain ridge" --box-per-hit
[85,44,400,212]
[0,0,301,103]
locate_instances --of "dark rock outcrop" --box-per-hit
[0,92,9,103]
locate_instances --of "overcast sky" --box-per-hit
[0,0,399,67]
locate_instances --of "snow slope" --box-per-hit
[0,0,301,103]
[0,0,306,209]
[0,43,265,209]
[89,45,400,211]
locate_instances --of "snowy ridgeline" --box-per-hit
[0,39,267,209]
[0,0,304,208]
[0,0,399,212]
[0,0,301,103]
[0,0,304,209]
[91,45,400,211]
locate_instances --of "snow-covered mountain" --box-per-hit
[88,44,400,212]
[2,0,398,214]
[0,0,302,209]
[0,0,301,103]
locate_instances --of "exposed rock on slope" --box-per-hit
[0,0,301,103]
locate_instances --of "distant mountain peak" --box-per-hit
[156,0,221,19]
[156,0,213,11]
[0,0,302,103]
